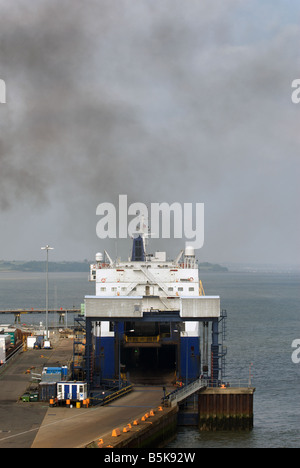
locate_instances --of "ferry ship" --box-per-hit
[84,228,224,386]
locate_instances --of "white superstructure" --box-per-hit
[86,232,220,327]
[90,246,199,298]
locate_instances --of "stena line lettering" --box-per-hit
[291,79,300,104]
[0,78,6,104]
[96,194,204,249]
[291,339,300,364]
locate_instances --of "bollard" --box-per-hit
[112,428,121,437]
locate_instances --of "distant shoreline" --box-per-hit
[0,260,228,273]
[0,261,90,273]
[2,260,298,274]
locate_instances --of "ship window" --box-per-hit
[178,287,183,291]
[100,287,106,291]
[168,287,173,291]
[189,287,194,291]
[111,287,117,291]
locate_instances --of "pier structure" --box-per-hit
[83,233,226,390]
[0,308,81,324]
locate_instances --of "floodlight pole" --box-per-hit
[41,245,54,339]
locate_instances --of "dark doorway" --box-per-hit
[122,344,177,385]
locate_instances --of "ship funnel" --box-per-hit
[131,236,145,261]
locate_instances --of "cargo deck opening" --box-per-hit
[122,344,178,385]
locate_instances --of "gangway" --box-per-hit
[163,377,207,407]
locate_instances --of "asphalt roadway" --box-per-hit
[31,386,164,448]
[0,338,166,448]
[0,337,74,448]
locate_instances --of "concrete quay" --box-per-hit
[32,386,166,448]
[0,333,256,448]
[0,333,171,448]
[0,337,74,448]
[86,405,178,449]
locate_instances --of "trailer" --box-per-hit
[27,336,37,349]
[38,382,57,402]
[0,327,17,345]
[0,341,6,364]
[34,336,44,349]
[0,334,11,352]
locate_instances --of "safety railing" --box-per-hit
[92,384,133,406]
[0,343,23,376]
[195,379,254,388]
[163,378,255,407]
[163,378,207,407]
[124,335,160,343]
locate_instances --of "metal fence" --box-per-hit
[163,377,254,407]
[0,343,23,376]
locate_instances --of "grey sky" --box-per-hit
[0,0,299,265]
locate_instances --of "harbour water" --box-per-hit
[170,269,300,448]
[0,267,299,448]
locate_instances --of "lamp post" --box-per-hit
[41,245,54,339]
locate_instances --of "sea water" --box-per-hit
[169,269,300,448]
[0,268,299,448]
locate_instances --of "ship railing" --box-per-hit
[124,335,160,343]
